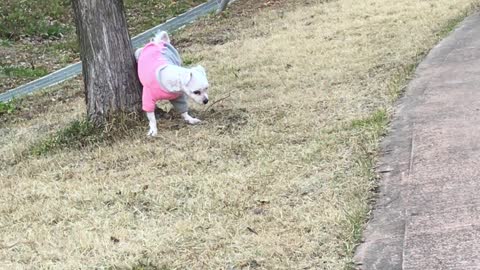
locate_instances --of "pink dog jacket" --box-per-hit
[137,42,182,112]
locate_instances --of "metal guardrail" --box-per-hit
[0,0,220,102]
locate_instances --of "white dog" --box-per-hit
[135,31,209,136]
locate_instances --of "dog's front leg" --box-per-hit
[146,112,158,136]
[181,112,201,125]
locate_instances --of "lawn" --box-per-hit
[0,0,479,269]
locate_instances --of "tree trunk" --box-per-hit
[216,0,231,14]
[71,0,142,125]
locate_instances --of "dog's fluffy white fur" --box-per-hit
[136,31,209,136]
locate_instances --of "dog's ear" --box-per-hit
[179,70,192,89]
[158,31,170,43]
[153,31,171,44]
[192,65,207,76]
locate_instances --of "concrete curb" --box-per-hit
[354,12,480,269]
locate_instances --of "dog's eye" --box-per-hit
[193,90,201,95]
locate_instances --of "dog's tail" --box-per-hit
[152,31,170,44]
[136,31,169,61]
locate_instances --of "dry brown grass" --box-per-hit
[1,0,479,269]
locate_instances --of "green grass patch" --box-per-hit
[182,54,204,66]
[0,100,17,115]
[0,0,71,39]
[125,0,208,35]
[30,114,144,156]
[0,0,207,40]
[0,38,12,47]
[350,109,388,131]
[50,37,80,54]
[30,119,102,156]
[0,65,49,78]
[340,110,388,269]
[437,2,480,38]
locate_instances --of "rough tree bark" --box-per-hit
[71,0,142,125]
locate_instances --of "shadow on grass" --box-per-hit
[29,114,144,156]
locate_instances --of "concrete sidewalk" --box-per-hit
[355,13,480,270]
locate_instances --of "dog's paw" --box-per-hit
[186,117,201,125]
[181,112,202,125]
[147,128,158,137]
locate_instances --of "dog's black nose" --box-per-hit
[203,98,209,104]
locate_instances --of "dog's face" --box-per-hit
[182,65,209,105]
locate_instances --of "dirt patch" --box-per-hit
[0,78,83,125]
[174,0,292,48]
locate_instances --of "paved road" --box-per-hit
[355,13,480,270]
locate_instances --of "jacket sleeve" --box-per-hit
[142,88,156,112]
